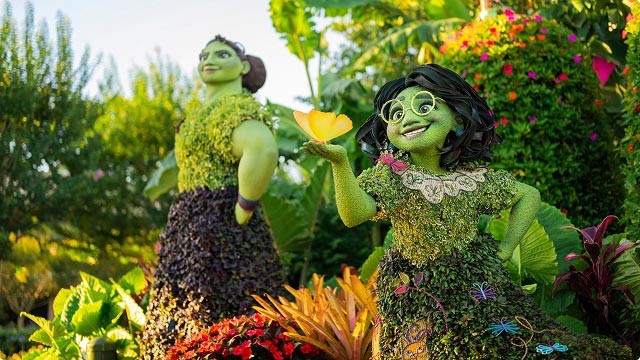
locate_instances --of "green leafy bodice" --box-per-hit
[358,162,517,266]
[175,94,273,192]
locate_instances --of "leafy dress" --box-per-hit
[358,158,630,359]
[140,93,286,358]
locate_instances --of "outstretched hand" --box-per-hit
[300,140,348,164]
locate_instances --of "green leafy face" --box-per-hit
[198,42,248,85]
[386,86,457,156]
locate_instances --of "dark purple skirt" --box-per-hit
[141,186,285,358]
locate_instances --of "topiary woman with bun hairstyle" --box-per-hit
[140,35,285,358]
[302,64,631,359]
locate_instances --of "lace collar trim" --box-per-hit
[399,167,488,204]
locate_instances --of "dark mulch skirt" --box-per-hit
[376,234,631,360]
[140,187,286,359]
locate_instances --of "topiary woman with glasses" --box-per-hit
[302,64,631,359]
[140,35,285,358]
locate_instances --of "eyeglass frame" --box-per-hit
[378,90,445,124]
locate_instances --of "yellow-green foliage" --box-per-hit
[252,267,378,360]
[175,93,273,191]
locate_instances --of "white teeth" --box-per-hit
[404,127,426,137]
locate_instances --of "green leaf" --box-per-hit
[114,284,146,330]
[488,208,558,285]
[117,266,147,295]
[143,149,178,201]
[80,271,112,303]
[353,19,465,68]
[613,245,640,303]
[555,315,587,334]
[262,193,311,253]
[71,301,104,336]
[269,0,320,64]
[59,286,83,329]
[536,202,581,274]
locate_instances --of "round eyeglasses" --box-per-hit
[379,90,445,124]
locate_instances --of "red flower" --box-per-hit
[232,340,253,360]
[501,117,509,126]
[628,143,634,153]
[595,99,603,106]
[503,64,513,75]
[300,343,316,354]
[508,91,516,100]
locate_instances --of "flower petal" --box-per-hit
[308,111,353,141]
[293,110,318,139]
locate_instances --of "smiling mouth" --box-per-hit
[402,125,429,139]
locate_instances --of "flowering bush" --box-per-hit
[439,9,625,228]
[622,1,640,240]
[165,313,327,360]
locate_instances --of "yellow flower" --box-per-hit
[293,110,353,142]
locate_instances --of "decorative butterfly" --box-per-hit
[535,342,568,354]
[293,110,353,142]
[488,318,520,337]
[470,281,497,301]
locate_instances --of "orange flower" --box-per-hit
[508,91,517,100]
[293,110,353,142]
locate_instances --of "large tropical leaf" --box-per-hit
[353,19,466,69]
[487,209,558,285]
[536,202,581,274]
[269,0,320,64]
[613,245,640,303]
[262,161,329,253]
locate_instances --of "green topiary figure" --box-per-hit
[622,2,640,240]
[301,64,631,359]
[438,9,625,229]
[140,35,285,358]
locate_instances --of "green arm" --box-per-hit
[301,141,377,227]
[498,181,541,261]
[231,120,278,224]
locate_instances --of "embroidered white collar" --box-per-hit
[400,167,488,204]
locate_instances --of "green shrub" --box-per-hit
[439,9,625,229]
[0,326,36,355]
[622,2,640,240]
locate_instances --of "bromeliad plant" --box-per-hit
[165,313,325,360]
[552,215,638,344]
[252,267,378,360]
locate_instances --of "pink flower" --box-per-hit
[528,71,536,79]
[573,55,582,63]
[505,8,515,21]
[592,55,616,88]
[529,116,537,124]
[93,168,105,181]
[534,15,543,21]
[503,64,513,75]
[541,28,548,34]
[559,73,568,81]
[378,153,408,174]
[480,52,489,61]
[589,133,597,141]
[501,117,509,125]
[568,34,577,42]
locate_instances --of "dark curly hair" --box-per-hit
[356,64,500,169]
[205,35,266,93]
